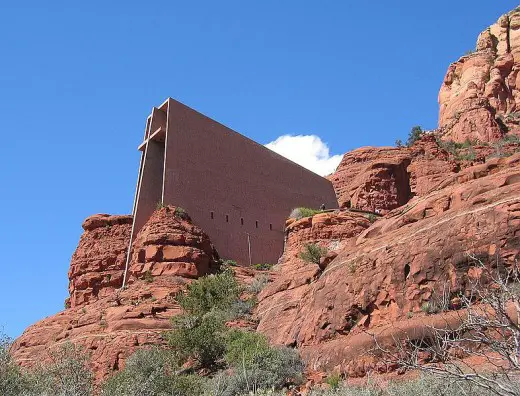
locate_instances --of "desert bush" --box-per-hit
[307,375,490,395]
[228,298,256,319]
[222,259,238,267]
[101,347,204,396]
[176,270,240,316]
[289,207,323,220]
[207,333,304,396]
[0,333,27,396]
[299,244,328,265]
[26,343,93,396]
[502,133,520,144]
[324,373,341,390]
[167,311,228,368]
[252,263,274,271]
[174,206,189,220]
[247,274,270,294]
[406,126,424,147]
[366,213,378,223]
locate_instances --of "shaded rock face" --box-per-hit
[68,214,133,308]
[329,135,458,213]
[439,9,520,142]
[257,154,520,377]
[11,206,220,382]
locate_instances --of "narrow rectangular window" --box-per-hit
[241,217,244,226]
[226,214,229,223]
[255,220,258,229]
[210,211,214,219]
[269,223,273,231]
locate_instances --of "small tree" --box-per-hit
[407,126,424,147]
[299,243,328,265]
[176,270,240,317]
[167,311,228,368]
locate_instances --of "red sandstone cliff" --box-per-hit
[257,154,520,376]
[439,8,520,142]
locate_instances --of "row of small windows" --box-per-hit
[210,211,273,230]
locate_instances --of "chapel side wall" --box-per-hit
[162,98,337,264]
[133,140,164,236]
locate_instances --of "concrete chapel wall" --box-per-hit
[158,98,338,265]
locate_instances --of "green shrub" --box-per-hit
[395,139,404,148]
[406,126,424,147]
[167,311,228,368]
[299,244,328,265]
[0,334,27,396]
[101,347,204,396]
[156,201,166,210]
[174,206,189,220]
[224,330,272,369]
[325,373,341,390]
[289,207,324,220]
[252,263,274,271]
[143,270,154,283]
[176,271,240,316]
[208,333,305,395]
[366,213,378,223]
[221,259,238,267]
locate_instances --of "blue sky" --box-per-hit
[0,1,518,338]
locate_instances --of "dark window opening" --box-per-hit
[241,217,244,226]
[210,211,214,219]
[255,220,259,228]
[269,223,273,231]
[226,214,229,223]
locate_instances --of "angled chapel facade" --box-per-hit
[128,98,338,266]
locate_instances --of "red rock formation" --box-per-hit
[329,135,458,213]
[11,206,220,381]
[257,154,520,376]
[68,214,133,308]
[439,9,520,142]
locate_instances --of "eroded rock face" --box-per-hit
[329,135,458,213]
[128,207,219,280]
[257,154,520,377]
[68,214,133,308]
[439,9,520,142]
[11,206,220,382]
[257,211,372,346]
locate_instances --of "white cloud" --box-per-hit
[265,134,343,176]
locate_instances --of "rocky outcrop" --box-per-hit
[329,135,458,212]
[257,154,520,376]
[68,214,133,308]
[256,211,372,345]
[11,206,220,381]
[128,207,219,280]
[439,8,520,142]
